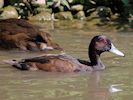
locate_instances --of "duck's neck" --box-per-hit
[89,46,105,70]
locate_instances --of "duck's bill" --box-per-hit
[109,43,125,57]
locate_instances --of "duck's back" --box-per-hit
[12,54,93,72]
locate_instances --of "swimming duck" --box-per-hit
[0,18,62,51]
[4,35,124,72]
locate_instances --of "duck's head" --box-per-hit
[88,35,124,69]
[89,35,124,56]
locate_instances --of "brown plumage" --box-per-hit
[23,54,92,72]
[0,18,62,51]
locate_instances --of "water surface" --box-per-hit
[0,21,133,100]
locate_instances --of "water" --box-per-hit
[0,20,133,100]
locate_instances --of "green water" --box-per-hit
[0,21,133,100]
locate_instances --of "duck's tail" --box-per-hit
[3,60,29,70]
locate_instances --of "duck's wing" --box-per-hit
[17,54,79,72]
[23,54,93,72]
[24,54,58,64]
[23,54,83,65]
[4,54,93,72]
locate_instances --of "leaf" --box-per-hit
[121,0,129,6]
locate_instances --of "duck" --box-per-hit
[4,35,124,72]
[0,18,62,51]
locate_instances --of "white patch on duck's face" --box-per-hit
[40,43,53,50]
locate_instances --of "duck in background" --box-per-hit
[4,35,124,72]
[0,18,62,51]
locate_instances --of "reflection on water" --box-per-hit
[109,84,123,93]
[0,21,133,100]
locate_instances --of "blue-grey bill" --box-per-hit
[109,43,125,57]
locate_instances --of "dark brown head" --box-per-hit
[94,35,111,53]
[89,35,124,65]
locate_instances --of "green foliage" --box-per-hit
[121,0,129,6]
